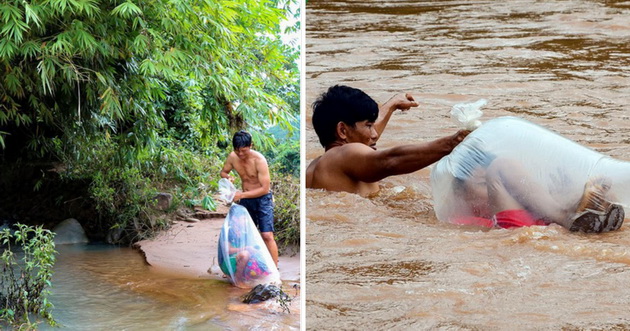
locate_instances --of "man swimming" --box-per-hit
[306,85,470,196]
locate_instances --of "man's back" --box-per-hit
[306,85,468,196]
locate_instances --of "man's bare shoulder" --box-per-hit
[313,143,374,167]
[340,142,375,152]
[225,151,238,162]
[324,143,374,160]
[306,143,375,186]
[306,155,322,170]
[250,150,268,163]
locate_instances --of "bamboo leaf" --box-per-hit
[100,87,123,121]
[0,38,17,59]
[1,19,29,43]
[37,58,57,95]
[23,3,42,28]
[19,40,41,59]
[0,4,22,24]
[75,0,100,18]
[4,72,24,97]
[111,1,143,19]
[0,131,7,149]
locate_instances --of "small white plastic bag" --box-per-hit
[218,178,237,203]
[450,99,487,130]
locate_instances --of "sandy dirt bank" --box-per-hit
[135,208,300,284]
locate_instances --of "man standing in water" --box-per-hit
[221,131,278,267]
[306,85,470,196]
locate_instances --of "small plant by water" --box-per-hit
[276,284,301,314]
[0,224,57,330]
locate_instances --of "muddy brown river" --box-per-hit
[305,1,630,329]
[39,245,300,330]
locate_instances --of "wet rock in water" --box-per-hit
[53,218,88,245]
[241,284,287,304]
[207,264,222,276]
[153,193,173,211]
[106,227,124,244]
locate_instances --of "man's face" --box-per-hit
[235,146,252,160]
[345,120,378,149]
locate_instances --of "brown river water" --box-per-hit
[39,245,299,330]
[305,1,630,329]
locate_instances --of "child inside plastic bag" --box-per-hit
[218,204,281,288]
[431,116,626,233]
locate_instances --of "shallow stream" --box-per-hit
[41,244,299,330]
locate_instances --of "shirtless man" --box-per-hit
[221,131,278,267]
[306,85,470,196]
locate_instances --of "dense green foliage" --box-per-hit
[1,224,57,330]
[0,0,300,243]
[0,0,299,152]
[264,121,300,250]
[266,121,300,177]
[271,171,300,251]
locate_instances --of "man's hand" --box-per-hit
[450,129,471,149]
[233,191,243,201]
[375,92,420,139]
[383,93,419,113]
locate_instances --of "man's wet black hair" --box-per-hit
[233,130,252,149]
[311,85,379,148]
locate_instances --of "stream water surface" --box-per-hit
[306,1,630,329]
[41,244,299,330]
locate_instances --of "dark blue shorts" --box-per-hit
[239,193,274,233]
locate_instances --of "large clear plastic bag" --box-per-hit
[431,116,629,228]
[217,204,280,288]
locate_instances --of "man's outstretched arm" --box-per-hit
[340,130,470,183]
[374,93,419,139]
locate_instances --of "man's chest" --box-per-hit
[233,160,258,179]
